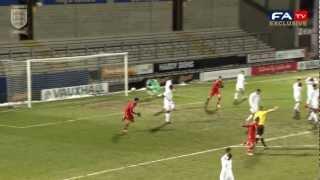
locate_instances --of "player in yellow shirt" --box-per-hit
[253,106,279,149]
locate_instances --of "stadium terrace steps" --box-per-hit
[0,28,273,65]
[0,27,242,51]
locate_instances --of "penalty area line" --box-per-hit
[62,131,311,180]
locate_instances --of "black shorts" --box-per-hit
[257,125,264,136]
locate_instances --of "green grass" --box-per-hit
[0,70,318,180]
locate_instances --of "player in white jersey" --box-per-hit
[246,89,261,121]
[219,147,234,180]
[293,79,302,119]
[307,84,319,123]
[163,85,175,123]
[165,79,172,93]
[152,79,173,116]
[305,77,315,106]
[234,71,246,103]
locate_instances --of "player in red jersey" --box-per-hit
[242,118,259,156]
[122,97,140,134]
[206,76,224,109]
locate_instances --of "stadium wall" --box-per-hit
[0,6,19,42]
[0,1,172,41]
[0,0,240,41]
[184,0,239,30]
[239,0,295,49]
[33,2,172,39]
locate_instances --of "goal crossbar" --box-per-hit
[26,52,128,63]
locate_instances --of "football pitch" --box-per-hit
[0,70,318,180]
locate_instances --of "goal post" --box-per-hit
[26,52,129,108]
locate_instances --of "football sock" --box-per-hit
[261,138,267,147]
[308,113,313,121]
[294,103,300,111]
[310,112,318,122]
[246,114,253,121]
[234,92,238,100]
[165,112,171,122]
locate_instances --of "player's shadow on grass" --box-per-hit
[153,110,164,116]
[204,105,218,115]
[149,122,171,133]
[159,106,204,115]
[308,124,319,132]
[154,107,195,117]
[111,133,126,143]
[233,98,247,105]
[203,101,219,115]
[181,106,204,111]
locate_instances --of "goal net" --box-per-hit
[27,52,129,108]
[1,53,129,108]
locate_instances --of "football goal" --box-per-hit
[24,52,129,108]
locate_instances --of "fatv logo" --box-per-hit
[269,10,309,21]
[269,10,309,26]
[294,10,308,21]
[271,12,292,21]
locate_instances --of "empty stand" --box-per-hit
[0,28,274,64]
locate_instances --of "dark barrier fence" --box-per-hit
[0,0,18,5]
[0,77,7,103]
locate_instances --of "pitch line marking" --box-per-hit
[0,124,22,128]
[0,109,16,114]
[0,73,317,129]
[19,113,121,129]
[62,131,312,180]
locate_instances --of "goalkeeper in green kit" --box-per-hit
[146,79,162,96]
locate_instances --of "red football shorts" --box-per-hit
[123,113,134,122]
[210,89,220,97]
[246,139,256,149]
